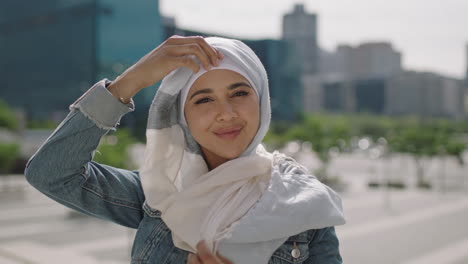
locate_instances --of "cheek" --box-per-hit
[240,100,260,125]
[185,108,215,134]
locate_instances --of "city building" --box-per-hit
[466,43,468,86]
[244,39,303,121]
[1,0,164,122]
[302,75,323,113]
[354,78,386,114]
[335,42,402,80]
[312,69,465,119]
[282,4,319,75]
[322,79,355,113]
[96,0,164,108]
[465,44,468,116]
[386,71,465,119]
[305,76,387,115]
[305,41,401,115]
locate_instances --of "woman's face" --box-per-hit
[184,69,260,169]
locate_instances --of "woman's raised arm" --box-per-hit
[24,79,145,228]
[24,35,222,228]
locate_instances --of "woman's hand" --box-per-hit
[187,240,234,264]
[108,35,224,102]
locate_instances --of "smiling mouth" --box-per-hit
[214,128,243,140]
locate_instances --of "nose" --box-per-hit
[215,101,238,122]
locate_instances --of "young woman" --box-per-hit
[25,35,346,264]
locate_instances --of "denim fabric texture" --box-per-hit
[24,79,343,264]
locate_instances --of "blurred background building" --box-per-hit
[282,4,318,75]
[0,0,163,123]
[465,44,468,115]
[386,71,465,119]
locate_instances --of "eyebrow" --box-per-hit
[189,82,252,101]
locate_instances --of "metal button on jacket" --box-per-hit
[291,241,301,258]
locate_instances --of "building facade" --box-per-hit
[1,0,163,121]
[335,42,402,80]
[465,44,468,116]
[386,71,465,119]
[282,4,319,75]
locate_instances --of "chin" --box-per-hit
[216,149,243,160]
[215,142,250,158]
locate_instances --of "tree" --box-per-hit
[93,128,140,169]
[265,112,468,190]
[387,121,466,189]
[266,113,352,183]
[0,99,20,174]
[0,142,20,174]
[0,99,18,130]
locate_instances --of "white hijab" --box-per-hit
[139,37,345,263]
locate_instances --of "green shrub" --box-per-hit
[0,142,20,174]
[92,128,139,169]
[0,99,18,130]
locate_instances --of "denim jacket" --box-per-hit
[24,79,343,264]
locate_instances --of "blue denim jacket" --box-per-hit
[24,79,343,264]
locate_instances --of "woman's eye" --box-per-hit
[195,97,212,104]
[233,91,249,97]
[194,91,249,104]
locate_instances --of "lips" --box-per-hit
[213,126,243,140]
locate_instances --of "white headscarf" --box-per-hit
[178,54,260,127]
[139,37,345,263]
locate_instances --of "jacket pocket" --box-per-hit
[269,231,311,264]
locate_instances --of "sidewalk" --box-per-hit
[1,174,467,264]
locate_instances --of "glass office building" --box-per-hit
[1,0,163,121]
[244,39,303,121]
[354,78,386,114]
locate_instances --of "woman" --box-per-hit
[25,35,346,264]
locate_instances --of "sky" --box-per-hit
[160,0,468,79]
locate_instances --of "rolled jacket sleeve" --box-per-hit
[69,78,135,131]
[24,78,144,229]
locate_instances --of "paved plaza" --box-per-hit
[1,152,467,263]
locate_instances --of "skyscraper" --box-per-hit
[386,71,464,119]
[96,0,164,107]
[464,43,468,116]
[465,43,468,85]
[335,42,402,80]
[282,4,318,75]
[0,0,164,121]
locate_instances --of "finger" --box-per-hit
[166,43,212,71]
[196,240,219,264]
[187,253,202,264]
[167,35,219,67]
[215,48,224,60]
[174,55,201,73]
[191,36,220,67]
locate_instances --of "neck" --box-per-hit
[201,147,230,171]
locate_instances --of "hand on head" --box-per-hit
[108,35,224,100]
